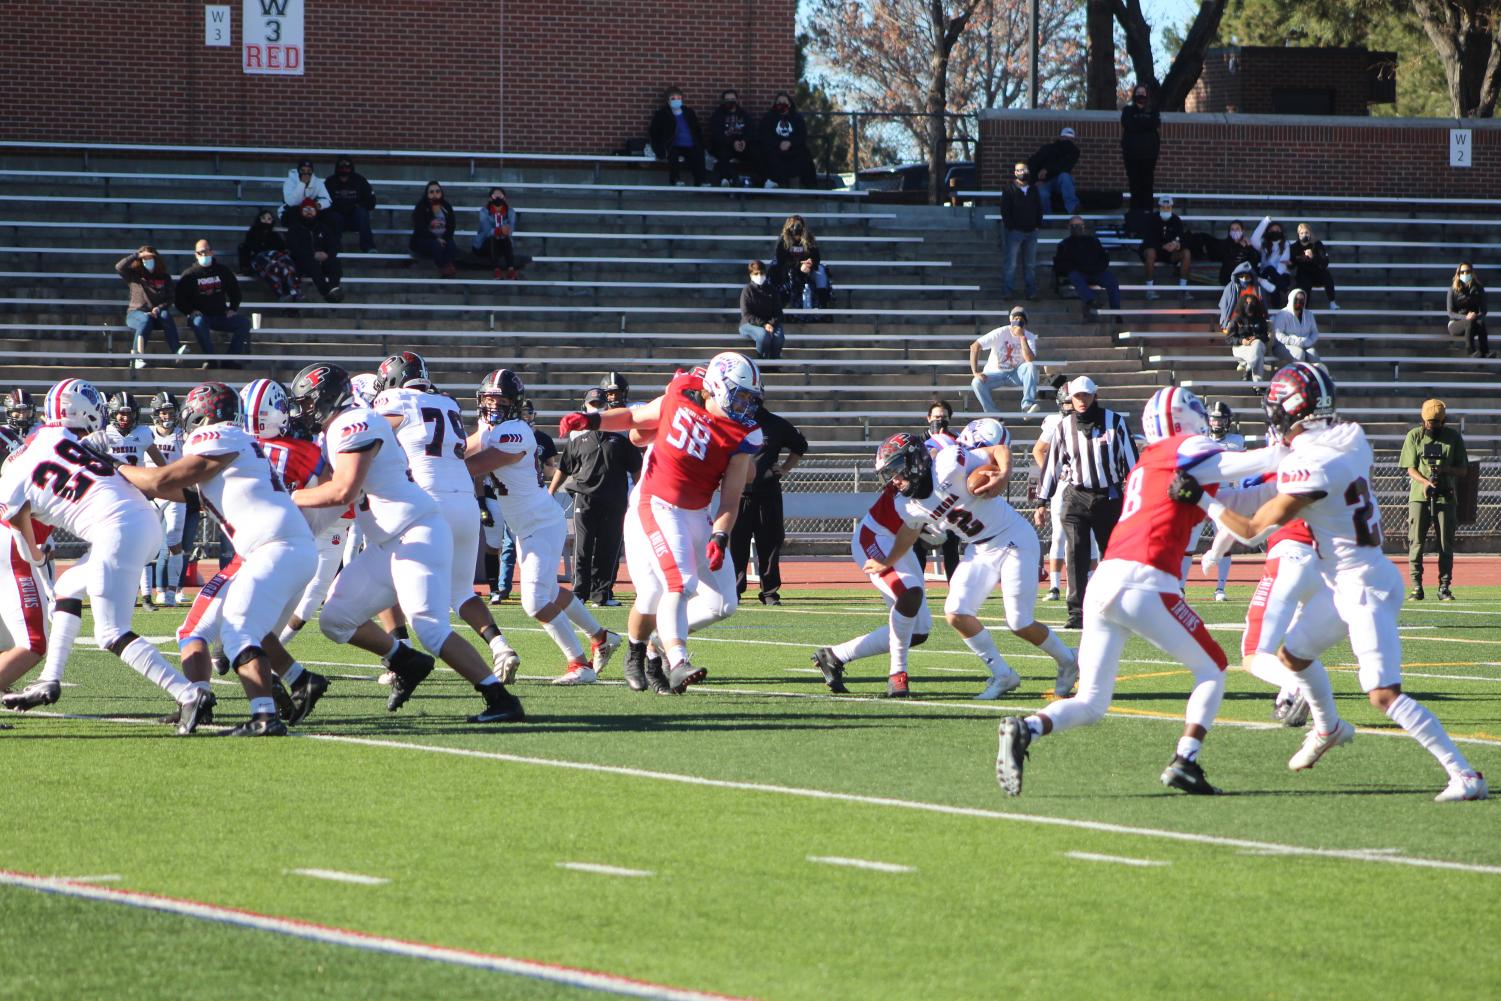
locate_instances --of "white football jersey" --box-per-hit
[0,424,153,543]
[1212,431,1246,451]
[183,423,312,554]
[325,406,435,545]
[373,387,472,496]
[149,426,184,467]
[900,444,1030,546]
[1276,421,1384,574]
[86,423,154,466]
[478,419,563,538]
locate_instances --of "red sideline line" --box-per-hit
[0,869,755,1001]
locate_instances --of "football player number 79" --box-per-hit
[664,410,710,460]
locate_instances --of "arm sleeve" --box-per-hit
[1453,435,1468,469]
[1184,443,1282,483]
[115,255,136,280]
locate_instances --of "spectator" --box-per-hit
[174,238,251,365]
[917,399,961,580]
[758,91,817,189]
[281,158,332,226]
[1251,216,1291,304]
[1400,398,1467,601]
[1289,222,1339,311]
[1027,126,1081,215]
[324,155,377,254]
[237,208,303,302]
[772,214,832,317]
[116,246,182,370]
[1447,262,1491,358]
[730,402,808,606]
[552,389,642,608]
[1141,195,1191,299]
[999,161,1043,300]
[1272,288,1321,364]
[1053,215,1121,319]
[280,159,343,301]
[1213,219,1262,286]
[969,306,1040,413]
[1120,83,1160,217]
[708,88,760,187]
[473,186,520,280]
[411,180,459,278]
[1218,262,1270,382]
[739,260,785,358]
[648,87,708,186]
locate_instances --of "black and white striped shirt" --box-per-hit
[1039,407,1138,499]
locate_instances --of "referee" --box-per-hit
[1037,376,1138,628]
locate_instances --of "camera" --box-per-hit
[1422,442,1443,462]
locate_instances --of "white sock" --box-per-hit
[166,553,183,592]
[541,616,584,661]
[888,611,916,675]
[831,626,889,666]
[278,623,299,646]
[1216,557,1231,590]
[1185,674,1225,732]
[1293,660,1339,733]
[1247,652,1300,692]
[963,629,1014,679]
[250,696,276,716]
[1385,693,1473,776]
[40,609,83,684]
[120,636,193,701]
[488,633,515,657]
[140,566,152,597]
[1024,715,1046,739]
[1176,735,1203,761]
[658,592,691,658]
[1034,627,1072,668]
[282,662,305,686]
[563,597,602,636]
[1048,569,1060,590]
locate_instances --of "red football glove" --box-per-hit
[558,410,601,437]
[705,531,729,572]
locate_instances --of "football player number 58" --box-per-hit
[664,410,710,460]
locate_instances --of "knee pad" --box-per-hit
[232,645,264,668]
[105,631,138,657]
[410,614,451,655]
[55,597,83,618]
[893,587,923,618]
[911,632,929,647]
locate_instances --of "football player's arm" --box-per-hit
[864,521,922,575]
[464,434,528,477]
[8,504,45,567]
[1184,443,1282,484]
[981,444,1012,481]
[711,451,754,536]
[1203,490,1316,545]
[145,443,168,467]
[118,453,230,500]
[587,397,663,436]
[293,444,377,508]
[547,465,567,496]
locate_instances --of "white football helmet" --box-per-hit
[957,417,1010,450]
[43,378,105,433]
[1140,386,1209,444]
[349,372,380,406]
[239,378,291,439]
[702,351,762,426]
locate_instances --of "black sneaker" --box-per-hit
[176,688,217,735]
[1064,616,1083,630]
[644,656,671,695]
[811,647,848,693]
[668,660,707,694]
[623,642,648,692]
[1,679,60,711]
[1437,585,1456,602]
[271,677,295,720]
[386,645,435,712]
[467,683,525,723]
[995,716,1031,796]
[1409,584,1424,601]
[1160,754,1221,795]
[225,713,288,736]
[288,671,330,725]
[759,593,782,606]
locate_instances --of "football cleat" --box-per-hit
[2,680,60,711]
[644,655,671,695]
[176,688,217,736]
[1213,589,1227,602]
[623,643,648,692]
[591,630,621,675]
[1160,755,1221,795]
[1288,719,1354,771]
[552,662,598,686]
[288,671,330,725]
[225,713,288,737]
[995,717,1031,796]
[883,671,911,698]
[811,647,848,694]
[386,646,435,712]
[1054,651,1079,698]
[271,678,295,720]
[1437,585,1456,602]
[1044,587,1060,602]
[668,660,706,694]
[467,683,526,724]
[493,648,521,685]
[1434,771,1489,803]
[975,670,1022,701]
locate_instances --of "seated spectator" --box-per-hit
[1251,215,1291,305]
[771,214,832,317]
[1213,220,1261,285]
[648,87,708,186]
[758,92,817,189]
[325,155,377,253]
[1026,126,1080,215]
[237,208,303,302]
[708,88,760,187]
[282,201,343,303]
[739,260,784,359]
[175,238,251,366]
[472,186,520,280]
[411,180,458,278]
[1272,288,1321,363]
[281,159,333,229]
[969,306,1040,413]
[116,245,182,370]
[1053,215,1120,319]
[1218,263,1270,381]
[1289,222,1339,311]
[1448,262,1492,358]
[1141,196,1191,298]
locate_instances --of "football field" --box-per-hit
[3,580,1499,1000]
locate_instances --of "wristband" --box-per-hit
[710,531,729,548]
[1201,498,1227,522]
[583,410,602,432]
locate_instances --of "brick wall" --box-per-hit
[979,109,1501,199]
[0,0,796,153]
[1188,46,1393,116]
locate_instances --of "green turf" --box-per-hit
[3,581,1499,1000]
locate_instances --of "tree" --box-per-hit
[1111,0,1231,109]
[922,0,983,204]
[795,32,854,173]
[1408,0,1501,116]
[1086,0,1117,109]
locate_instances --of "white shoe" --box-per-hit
[1213,589,1227,602]
[975,670,1022,700]
[591,630,621,674]
[493,649,520,685]
[1328,301,1341,312]
[153,590,167,605]
[1288,719,1354,771]
[1435,771,1488,802]
[552,663,598,686]
[1053,652,1079,697]
[132,357,147,370]
[377,670,396,686]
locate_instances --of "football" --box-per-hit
[966,466,1004,498]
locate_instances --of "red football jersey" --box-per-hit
[1105,434,1225,576]
[259,435,326,492]
[641,370,763,509]
[1269,517,1314,548]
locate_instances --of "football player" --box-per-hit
[0,379,213,729]
[286,362,525,724]
[467,368,617,684]
[600,371,630,409]
[0,425,49,701]
[560,353,760,694]
[1180,363,1488,801]
[5,389,37,438]
[145,391,187,606]
[1195,400,1245,601]
[1032,379,1097,602]
[373,352,523,681]
[86,392,168,607]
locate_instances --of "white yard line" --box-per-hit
[286,868,390,886]
[806,855,914,874]
[556,862,655,878]
[0,870,746,1001]
[1062,852,1170,868]
[57,873,121,883]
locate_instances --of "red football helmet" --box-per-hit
[875,432,933,498]
[1264,362,1335,436]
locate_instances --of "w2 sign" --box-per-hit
[243,0,304,75]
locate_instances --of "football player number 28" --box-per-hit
[1345,476,1383,547]
[664,410,710,460]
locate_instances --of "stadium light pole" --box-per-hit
[1027,0,1039,109]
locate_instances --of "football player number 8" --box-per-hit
[664,410,710,460]
[1118,467,1145,521]
[1344,476,1383,547]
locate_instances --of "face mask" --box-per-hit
[750,274,766,286]
[1269,231,1283,241]
[428,192,441,201]
[1229,229,1243,240]
[1135,94,1147,104]
[1293,300,1304,312]
[1159,211,1172,221]
[337,165,351,174]
[491,197,505,207]
[1461,273,1474,284]
[196,253,213,267]
[141,258,156,272]
[669,99,683,111]
[1069,225,1084,236]
[1015,172,1030,183]
[775,103,789,113]
[928,419,947,436]
[790,224,804,237]
[1299,233,1311,243]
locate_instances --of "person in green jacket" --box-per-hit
[1399,399,1468,601]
